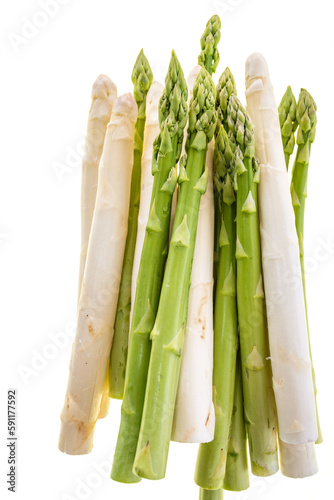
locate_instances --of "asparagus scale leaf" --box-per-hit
[109,50,153,399]
[111,51,188,484]
[133,68,217,481]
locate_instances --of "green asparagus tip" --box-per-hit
[214,125,234,185]
[198,15,221,75]
[187,67,217,145]
[296,88,317,143]
[131,49,153,106]
[227,94,254,157]
[216,67,237,133]
[278,85,297,131]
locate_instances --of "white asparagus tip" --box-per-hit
[245,52,271,88]
[187,65,202,90]
[110,93,138,123]
[279,439,318,478]
[91,74,117,99]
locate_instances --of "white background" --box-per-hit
[1,0,334,499]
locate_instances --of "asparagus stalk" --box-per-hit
[291,88,322,443]
[228,94,278,476]
[58,94,137,454]
[245,53,317,446]
[77,75,117,300]
[172,139,215,443]
[130,82,164,327]
[111,52,188,483]
[223,350,249,491]
[213,68,237,288]
[172,64,214,444]
[199,489,223,500]
[194,126,238,489]
[278,86,297,170]
[279,89,320,478]
[133,68,217,480]
[77,75,117,420]
[109,50,153,399]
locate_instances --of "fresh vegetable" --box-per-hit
[130,82,164,327]
[171,63,214,445]
[109,50,153,400]
[195,125,238,489]
[58,93,138,454]
[228,93,278,476]
[77,75,117,421]
[111,51,188,483]
[279,88,320,478]
[245,52,318,446]
[278,86,297,170]
[133,67,217,480]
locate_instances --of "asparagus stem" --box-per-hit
[290,89,322,444]
[199,488,223,500]
[278,86,297,171]
[223,350,250,491]
[227,95,278,476]
[109,50,153,399]
[111,52,188,483]
[213,68,237,291]
[198,15,221,76]
[194,126,238,490]
[133,68,217,480]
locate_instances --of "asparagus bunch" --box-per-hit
[111,51,188,483]
[109,50,153,399]
[278,86,297,170]
[195,126,238,490]
[227,94,278,476]
[133,67,217,480]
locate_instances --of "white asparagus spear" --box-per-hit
[279,439,318,478]
[78,75,117,298]
[245,53,317,446]
[171,65,215,443]
[81,77,117,421]
[59,94,137,455]
[130,82,164,328]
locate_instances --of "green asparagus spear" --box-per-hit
[111,51,188,483]
[109,50,153,399]
[213,68,237,290]
[227,95,278,476]
[194,126,238,490]
[290,88,322,443]
[198,15,221,75]
[223,350,249,491]
[133,68,217,480]
[278,86,298,170]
